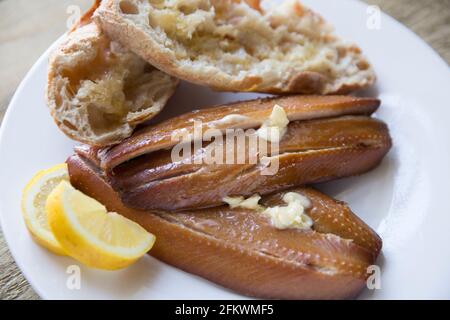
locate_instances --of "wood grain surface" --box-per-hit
[0,0,449,300]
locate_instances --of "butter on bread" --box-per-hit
[46,1,178,146]
[95,0,375,94]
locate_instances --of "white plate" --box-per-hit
[1,0,450,300]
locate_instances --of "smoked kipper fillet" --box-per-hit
[95,95,381,170]
[67,154,382,300]
[109,116,391,211]
[94,0,376,94]
[77,96,391,211]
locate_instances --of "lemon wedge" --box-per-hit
[21,164,68,255]
[46,181,155,270]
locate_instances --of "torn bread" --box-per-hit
[46,1,179,146]
[94,0,375,94]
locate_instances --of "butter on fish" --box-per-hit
[263,192,313,230]
[223,192,313,230]
[256,104,290,142]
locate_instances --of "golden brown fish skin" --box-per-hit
[100,116,391,211]
[119,145,389,211]
[100,95,380,170]
[67,154,381,300]
[109,116,389,190]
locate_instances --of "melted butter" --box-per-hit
[256,104,290,142]
[223,194,264,211]
[223,192,313,230]
[210,114,250,127]
[263,192,313,230]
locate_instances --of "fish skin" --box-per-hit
[97,115,391,211]
[67,154,381,300]
[98,95,380,170]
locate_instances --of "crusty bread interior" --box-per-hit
[46,21,179,146]
[95,0,375,94]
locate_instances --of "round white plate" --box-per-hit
[1,0,450,300]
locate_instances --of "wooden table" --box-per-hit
[0,0,449,300]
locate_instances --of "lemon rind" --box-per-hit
[21,164,68,255]
[47,181,155,270]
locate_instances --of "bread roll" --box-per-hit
[95,0,375,94]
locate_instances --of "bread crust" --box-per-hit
[95,0,376,94]
[46,1,179,146]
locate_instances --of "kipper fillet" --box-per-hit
[96,95,381,170]
[77,96,391,211]
[67,154,382,300]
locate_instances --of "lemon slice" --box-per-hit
[21,164,68,255]
[46,181,155,270]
